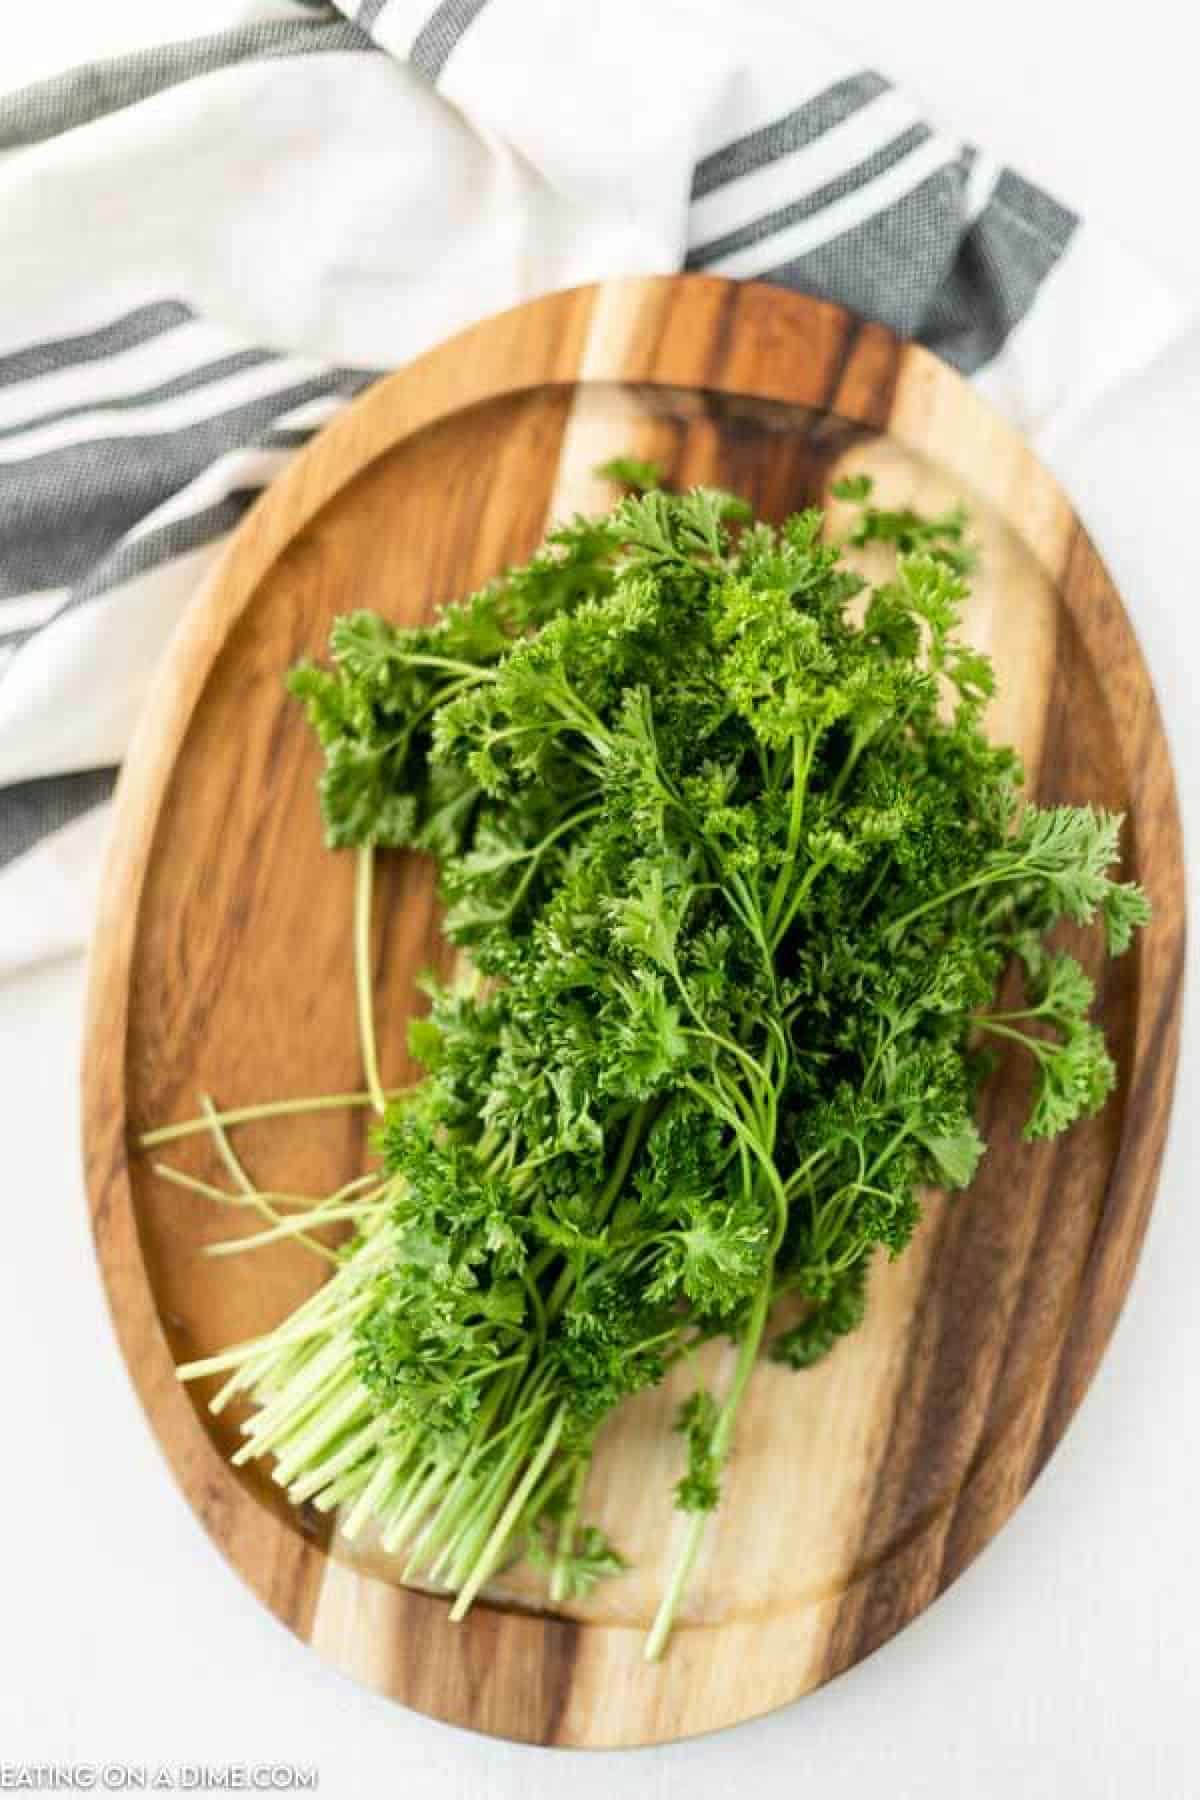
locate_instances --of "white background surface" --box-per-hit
[3,4,1198,1795]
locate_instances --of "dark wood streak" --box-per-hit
[538,1616,583,1747]
[806,307,898,471]
[697,280,744,389]
[1028,522,1186,1469]
[837,320,901,428]
[1033,928,1185,1475]
[816,310,862,430]
[266,1540,327,1643]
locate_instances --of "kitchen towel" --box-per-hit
[0,0,1187,975]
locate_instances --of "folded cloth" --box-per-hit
[0,0,1187,976]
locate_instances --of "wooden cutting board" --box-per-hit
[83,275,1185,1748]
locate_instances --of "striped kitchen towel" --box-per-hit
[0,0,1187,973]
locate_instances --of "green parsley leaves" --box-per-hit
[188,467,1147,1663]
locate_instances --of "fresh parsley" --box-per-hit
[169,467,1148,1663]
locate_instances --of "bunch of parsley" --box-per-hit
[179,467,1147,1660]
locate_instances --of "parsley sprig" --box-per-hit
[165,469,1147,1661]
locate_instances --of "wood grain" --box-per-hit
[82,276,1185,1747]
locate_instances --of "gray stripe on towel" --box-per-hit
[686,122,932,270]
[0,349,278,446]
[0,371,369,598]
[0,301,191,393]
[67,489,262,610]
[0,490,262,666]
[691,71,890,201]
[0,767,118,872]
[760,156,972,340]
[410,0,492,81]
[919,169,1078,373]
[0,17,375,150]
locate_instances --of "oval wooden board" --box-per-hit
[84,276,1185,1748]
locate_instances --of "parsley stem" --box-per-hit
[449,1406,566,1621]
[199,1095,336,1263]
[884,865,1019,936]
[153,1162,377,1212]
[203,1199,381,1256]
[765,732,814,936]
[782,1144,833,1199]
[540,1104,653,1327]
[342,1448,407,1542]
[972,1016,1053,1061]
[401,1381,514,1577]
[668,942,774,1115]
[550,1457,588,1605]
[864,1120,914,1185]
[138,1088,410,1148]
[392,653,499,681]
[522,1458,576,1541]
[853,851,893,922]
[600,1103,654,1211]
[644,1263,775,1661]
[382,1461,455,1555]
[435,1377,554,1585]
[355,846,387,1117]
[975,1003,1052,1024]
[770,853,830,949]
[828,728,869,804]
[682,1078,787,1231]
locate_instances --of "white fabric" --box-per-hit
[0,0,1189,975]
